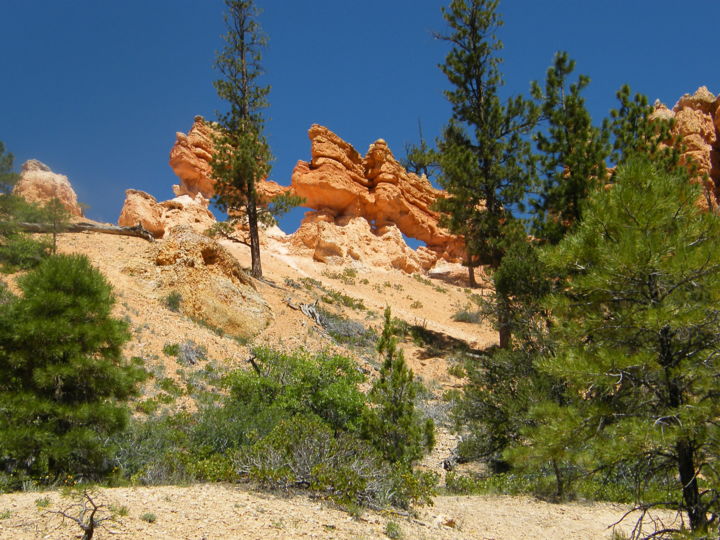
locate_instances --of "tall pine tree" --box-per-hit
[434,0,539,347]
[211,0,272,279]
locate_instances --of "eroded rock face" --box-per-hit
[652,87,720,208]
[118,189,215,239]
[169,116,289,202]
[290,125,464,263]
[153,226,272,339]
[13,160,83,217]
[290,210,434,273]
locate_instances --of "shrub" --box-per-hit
[452,306,482,323]
[385,521,402,539]
[140,512,157,523]
[162,343,180,357]
[163,291,182,312]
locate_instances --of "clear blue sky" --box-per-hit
[3,0,717,233]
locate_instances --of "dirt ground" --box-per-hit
[0,484,683,539]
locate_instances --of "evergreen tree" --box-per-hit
[433,0,539,347]
[606,85,680,170]
[515,159,720,531]
[402,120,439,181]
[531,52,610,244]
[363,307,434,467]
[212,0,294,279]
[0,254,146,483]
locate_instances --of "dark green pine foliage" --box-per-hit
[434,0,539,288]
[453,237,559,470]
[531,52,610,244]
[606,85,684,174]
[0,255,146,483]
[514,160,720,531]
[363,307,434,467]
[402,120,440,181]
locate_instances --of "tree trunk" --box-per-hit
[468,264,477,288]
[497,292,511,349]
[247,192,262,279]
[18,222,155,242]
[677,439,707,532]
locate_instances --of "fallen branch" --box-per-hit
[18,222,155,242]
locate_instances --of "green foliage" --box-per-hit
[0,142,51,272]
[434,0,539,284]
[41,198,70,255]
[519,160,720,531]
[321,288,365,310]
[606,85,681,171]
[162,343,180,357]
[363,308,435,466]
[140,512,157,523]
[225,348,367,433]
[384,520,403,539]
[115,346,435,508]
[402,120,439,181]
[163,291,182,312]
[531,52,610,244]
[0,254,147,486]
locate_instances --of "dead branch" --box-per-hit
[18,221,155,242]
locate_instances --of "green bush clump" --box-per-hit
[163,291,182,312]
[114,343,436,509]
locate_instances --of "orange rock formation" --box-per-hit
[168,118,464,272]
[13,159,83,217]
[169,116,288,202]
[652,86,720,208]
[118,189,216,239]
[290,125,464,263]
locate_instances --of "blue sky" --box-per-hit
[3,1,717,233]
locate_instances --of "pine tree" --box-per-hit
[433,0,539,347]
[531,52,610,244]
[0,254,146,483]
[363,307,434,467]
[516,159,720,531]
[211,0,272,279]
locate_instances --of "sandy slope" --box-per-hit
[0,231,683,539]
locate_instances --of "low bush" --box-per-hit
[113,345,436,509]
[163,291,182,312]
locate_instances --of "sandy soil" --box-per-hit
[0,484,682,539]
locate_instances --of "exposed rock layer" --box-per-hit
[169,116,288,202]
[652,86,720,208]
[290,125,464,263]
[152,226,272,339]
[168,119,464,272]
[118,189,215,239]
[13,159,83,217]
